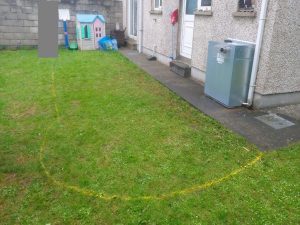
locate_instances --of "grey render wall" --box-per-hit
[255,0,300,95]
[192,0,259,72]
[139,0,259,68]
[192,0,300,97]
[0,0,123,48]
[142,0,179,59]
[137,0,299,106]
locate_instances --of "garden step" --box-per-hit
[126,38,137,50]
[170,60,191,78]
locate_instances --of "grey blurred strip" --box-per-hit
[38,1,58,58]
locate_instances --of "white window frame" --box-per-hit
[128,0,138,39]
[154,0,162,10]
[198,0,212,11]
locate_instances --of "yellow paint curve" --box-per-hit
[38,66,264,201]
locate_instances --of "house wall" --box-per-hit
[0,0,123,48]
[255,0,300,95]
[137,0,300,108]
[192,0,259,74]
[193,0,300,107]
[252,0,300,107]
[142,0,179,63]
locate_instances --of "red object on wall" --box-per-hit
[171,9,179,25]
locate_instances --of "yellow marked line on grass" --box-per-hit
[38,64,264,201]
[51,71,60,119]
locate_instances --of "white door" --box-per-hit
[128,0,138,40]
[180,0,197,59]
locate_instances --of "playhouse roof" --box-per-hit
[76,14,106,23]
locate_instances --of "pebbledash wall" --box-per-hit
[128,0,300,108]
[0,0,123,48]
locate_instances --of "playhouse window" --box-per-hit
[198,0,212,11]
[96,28,98,31]
[84,25,89,38]
[81,24,91,39]
[238,0,254,11]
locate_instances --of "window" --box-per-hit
[84,25,88,39]
[81,24,91,39]
[238,0,254,11]
[186,0,197,15]
[154,0,162,10]
[198,0,212,11]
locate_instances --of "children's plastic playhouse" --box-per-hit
[76,14,106,50]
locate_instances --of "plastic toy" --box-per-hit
[76,14,106,50]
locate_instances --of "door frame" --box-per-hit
[180,0,196,59]
[128,0,138,40]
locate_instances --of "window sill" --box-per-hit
[232,11,256,17]
[149,10,162,15]
[195,10,213,16]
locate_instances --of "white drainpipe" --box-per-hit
[138,0,144,53]
[245,0,270,106]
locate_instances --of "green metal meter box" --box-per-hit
[204,41,255,108]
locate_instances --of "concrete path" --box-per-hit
[120,49,300,151]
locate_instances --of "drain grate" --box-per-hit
[255,113,295,130]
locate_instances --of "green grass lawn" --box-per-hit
[0,50,299,225]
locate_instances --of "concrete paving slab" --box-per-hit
[120,49,300,151]
[256,113,295,130]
